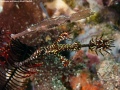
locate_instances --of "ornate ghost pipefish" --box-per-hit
[14,33,114,67]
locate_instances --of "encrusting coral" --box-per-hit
[70,70,103,90]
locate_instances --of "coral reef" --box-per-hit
[0,0,120,90]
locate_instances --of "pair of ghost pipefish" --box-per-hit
[15,32,114,67]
